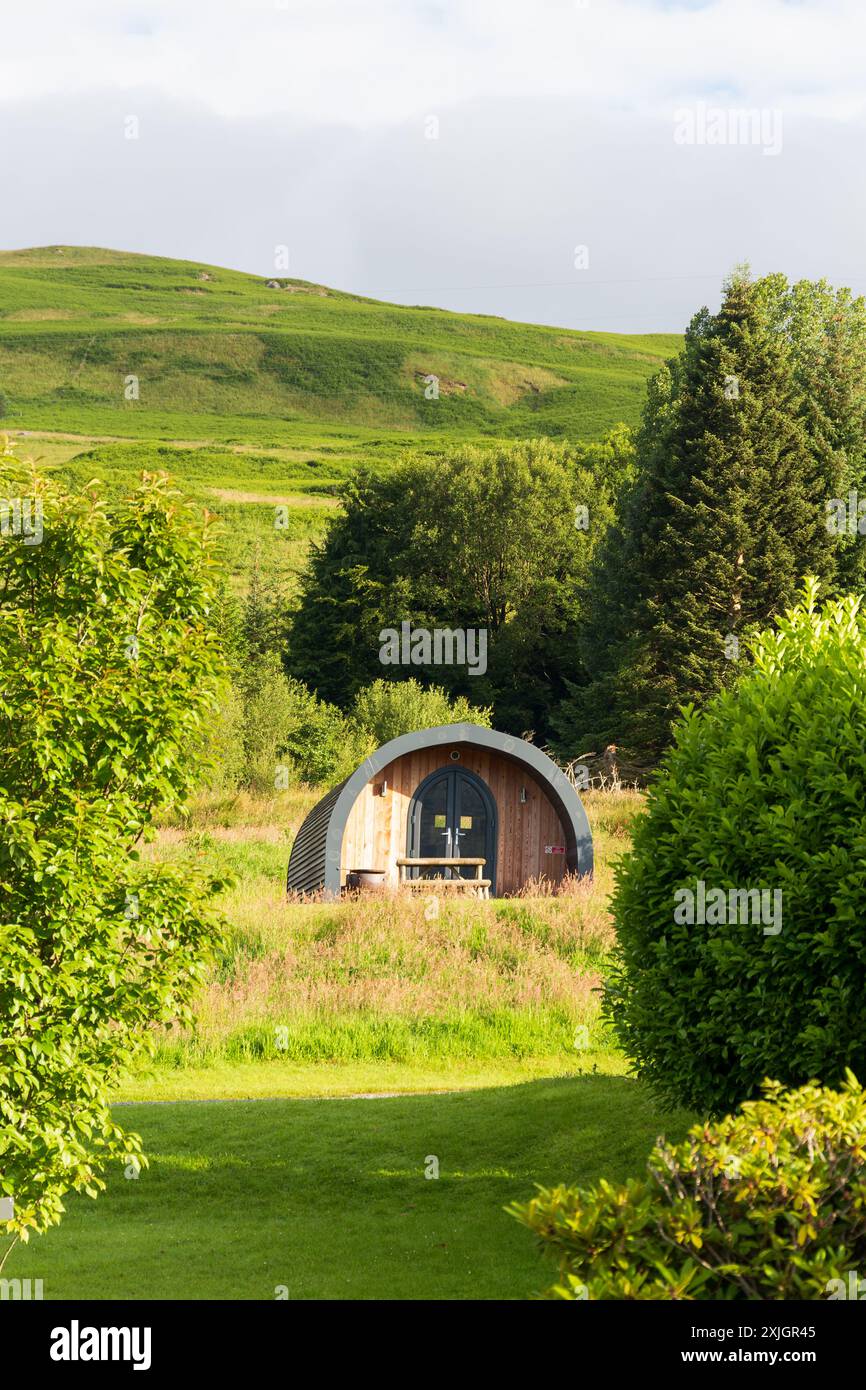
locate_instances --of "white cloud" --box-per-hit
[2,1,865,125]
[1,0,865,330]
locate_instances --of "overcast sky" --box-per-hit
[1,0,864,332]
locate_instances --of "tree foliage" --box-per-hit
[0,447,226,1265]
[349,677,492,752]
[559,271,866,759]
[288,436,627,739]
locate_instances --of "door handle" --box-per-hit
[441,826,453,874]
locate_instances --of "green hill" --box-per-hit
[0,247,681,587]
[0,246,679,446]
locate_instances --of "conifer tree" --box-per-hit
[557,269,845,758]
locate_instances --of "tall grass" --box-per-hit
[143,787,641,1069]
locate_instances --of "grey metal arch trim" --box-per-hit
[288,722,593,898]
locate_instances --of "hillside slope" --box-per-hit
[0,246,680,445]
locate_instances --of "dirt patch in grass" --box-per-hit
[7,308,74,321]
[207,488,338,506]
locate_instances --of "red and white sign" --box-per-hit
[545,845,566,855]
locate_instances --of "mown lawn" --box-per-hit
[5,794,654,1300]
[7,1074,691,1300]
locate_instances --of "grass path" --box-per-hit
[7,1074,691,1300]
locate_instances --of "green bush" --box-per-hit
[350,677,492,750]
[0,451,225,1261]
[510,1074,866,1300]
[212,666,494,792]
[605,582,866,1113]
[279,674,361,785]
[203,567,362,791]
[238,653,303,789]
[204,676,247,790]
[213,657,360,791]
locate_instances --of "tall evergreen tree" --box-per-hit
[556,269,849,759]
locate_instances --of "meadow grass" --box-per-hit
[3,786,689,1302]
[132,787,642,1088]
[112,1052,629,1102]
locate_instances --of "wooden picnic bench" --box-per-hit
[396,857,491,900]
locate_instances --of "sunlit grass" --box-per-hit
[135,787,642,1078]
[8,1072,691,1300]
[0,246,678,445]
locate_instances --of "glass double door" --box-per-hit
[408,767,496,887]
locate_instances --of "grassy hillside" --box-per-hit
[0,245,679,445]
[0,246,681,585]
[134,786,637,1075]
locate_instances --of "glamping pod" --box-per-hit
[286,723,592,899]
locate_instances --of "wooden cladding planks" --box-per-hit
[339,744,568,894]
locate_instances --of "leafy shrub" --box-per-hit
[510,1074,866,1300]
[279,674,361,785]
[204,676,247,789]
[212,654,495,792]
[239,652,304,788]
[606,583,866,1113]
[212,657,360,791]
[350,677,492,750]
[0,449,225,1263]
[203,564,361,790]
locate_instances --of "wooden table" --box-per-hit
[396,857,491,900]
